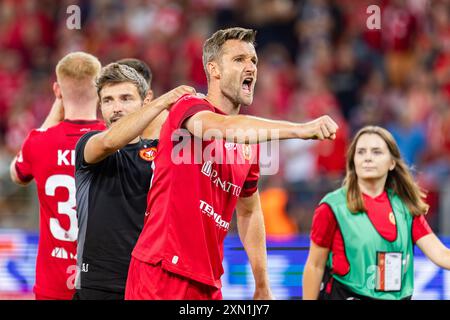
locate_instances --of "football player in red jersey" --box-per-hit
[9,52,106,300]
[125,27,339,300]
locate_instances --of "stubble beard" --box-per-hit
[221,78,246,108]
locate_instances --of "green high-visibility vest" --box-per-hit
[320,188,414,299]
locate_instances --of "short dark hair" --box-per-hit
[96,63,149,100]
[116,58,152,87]
[202,27,257,81]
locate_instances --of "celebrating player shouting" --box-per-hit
[125,27,338,300]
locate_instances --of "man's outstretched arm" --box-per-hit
[84,86,195,164]
[184,111,338,143]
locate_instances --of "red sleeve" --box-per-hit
[240,163,259,198]
[169,94,214,130]
[310,203,338,249]
[14,131,35,183]
[412,215,433,243]
[240,145,260,198]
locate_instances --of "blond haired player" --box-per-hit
[10,52,105,300]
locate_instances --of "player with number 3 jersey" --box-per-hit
[9,52,105,300]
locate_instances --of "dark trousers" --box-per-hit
[318,267,411,300]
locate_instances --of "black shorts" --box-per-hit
[72,288,124,300]
[318,267,411,300]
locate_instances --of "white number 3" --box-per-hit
[45,175,78,242]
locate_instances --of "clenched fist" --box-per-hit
[299,115,339,140]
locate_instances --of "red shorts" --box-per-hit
[125,257,222,300]
[35,293,72,300]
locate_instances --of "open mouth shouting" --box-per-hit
[242,76,254,95]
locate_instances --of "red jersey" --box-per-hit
[311,191,433,276]
[15,119,105,299]
[132,95,260,288]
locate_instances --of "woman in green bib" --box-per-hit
[303,126,450,300]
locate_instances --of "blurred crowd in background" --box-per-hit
[0,0,449,235]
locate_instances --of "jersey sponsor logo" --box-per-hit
[57,149,75,166]
[201,161,242,196]
[201,161,213,176]
[199,200,230,231]
[139,147,157,162]
[80,128,91,132]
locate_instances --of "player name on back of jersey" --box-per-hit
[57,149,75,166]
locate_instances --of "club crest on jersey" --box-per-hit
[139,147,157,162]
[242,144,252,161]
